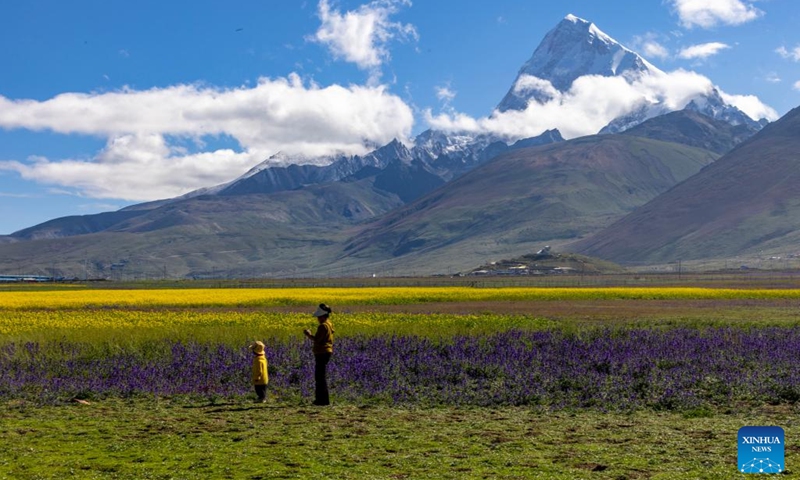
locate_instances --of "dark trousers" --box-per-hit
[254,384,267,401]
[314,353,332,405]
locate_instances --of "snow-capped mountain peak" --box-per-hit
[497,14,661,112]
[495,13,767,135]
[412,129,483,161]
[237,151,345,181]
[564,14,613,46]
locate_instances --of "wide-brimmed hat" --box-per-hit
[249,341,265,354]
[313,303,332,317]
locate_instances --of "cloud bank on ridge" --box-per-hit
[425,69,778,141]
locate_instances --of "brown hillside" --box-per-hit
[573,106,800,263]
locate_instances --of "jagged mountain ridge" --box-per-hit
[620,110,759,155]
[496,14,765,133]
[218,129,565,199]
[498,14,659,112]
[217,139,412,197]
[601,88,766,134]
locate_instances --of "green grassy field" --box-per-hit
[3,398,798,479]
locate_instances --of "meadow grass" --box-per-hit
[1,397,797,479]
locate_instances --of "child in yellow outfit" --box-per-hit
[249,341,269,403]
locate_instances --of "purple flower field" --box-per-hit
[2,327,799,410]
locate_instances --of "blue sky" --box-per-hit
[1,0,799,234]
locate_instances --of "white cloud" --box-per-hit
[633,34,671,60]
[311,0,417,76]
[425,69,776,141]
[642,41,670,60]
[794,81,800,92]
[678,42,731,59]
[1,138,260,201]
[776,46,800,62]
[435,84,456,103]
[719,92,779,120]
[765,72,781,83]
[513,75,561,101]
[0,74,415,201]
[0,192,38,198]
[670,0,762,28]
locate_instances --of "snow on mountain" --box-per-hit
[496,14,768,134]
[411,129,512,173]
[325,138,413,179]
[497,14,661,113]
[213,139,414,197]
[598,103,668,135]
[238,151,346,181]
[600,87,767,135]
[684,89,769,130]
[412,129,483,162]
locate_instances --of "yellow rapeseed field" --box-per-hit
[0,309,547,345]
[0,309,519,334]
[1,286,798,344]
[1,286,800,311]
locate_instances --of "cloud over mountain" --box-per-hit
[0,75,414,201]
[426,69,776,141]
[427,14,775,141]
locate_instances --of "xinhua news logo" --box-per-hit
[738,426,785,474]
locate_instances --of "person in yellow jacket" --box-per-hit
[249,341,269,403]
[303,303,334,406]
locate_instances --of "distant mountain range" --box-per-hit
[0,14,786,278]
[338,136,716,276]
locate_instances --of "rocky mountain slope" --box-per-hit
[620,110,759,155]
